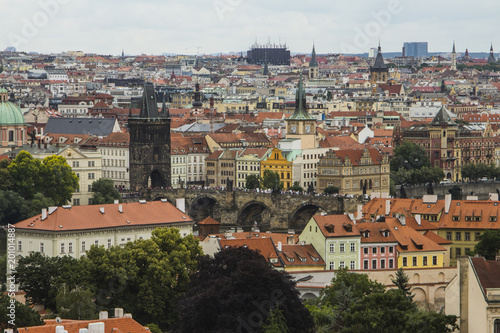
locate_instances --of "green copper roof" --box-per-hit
[309,45,318,68]
[0,101,25,125]
[289,75,313,120]
[0,88,7,94]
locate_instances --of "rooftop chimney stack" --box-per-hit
[118,204,123,213]
[277,241,282,252]
[99,207,105,214]
[99,311,108,320]
[445,194,452,214]
[42,208,47,220]
[114,308,124,318]
[385,199,391,216]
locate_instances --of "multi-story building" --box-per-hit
[57,96,96,117]
[0,88,27,154]
[13,201,194,258]
[235,148,270,188]
[316,147,390,196]
[170,135,210,188]
[357,221,399,270]
[299,214,361,271]
[261,147,293,189]
[403,42,428,58]
[205,149,237,188]
[246,43,290,66]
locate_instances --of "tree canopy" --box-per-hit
[0,294,44,330]
[461,163,498,181]
[91,178,121,204]
[261,170,284,191]
[474,229,500,260]
[178,246,314,333]
[391,141,430,172]
[245,174,261,190]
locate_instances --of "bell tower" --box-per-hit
[129,83,171,191]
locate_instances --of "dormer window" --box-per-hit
[452,216,460,221]
[490,216,497,222]
[269,258,278,263]
[299,257,307,262]
[465,216,472,222]
[344,224,353,232]
[325,224,335,233]
[382,230,389,237]
[363,231,370,238]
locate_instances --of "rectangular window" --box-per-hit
[329,244,335,253]
[432,256,437,265]
[72,161,79,168]
[18,241,22,251]
[350,243,356,252]
[456,248,461,257]
[329,262,335,270]
[380,247,385,254]
[363,247,369,254]
[423,256,428,266]
[464,232,470,241]
[40,243,44,253]
[412,256,417,266]
[73,198,80,206]
[475,232,481,241]
[95,240,99,246]
[389,259,394,269]
[82,241,86,252]
[339,261,345,269]
[372,247,377,254]
[380,259,386,269]
[446,232,452,240]
[60,243,65,253]
[340,243,345,253]
[455,232,461,241]
[363,260,369,270]
[388,246,394,253]
[372,259,377,269]
[88,185,92,192]
[108,239,112,249]
[350,261,355,270]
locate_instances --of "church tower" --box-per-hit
[370,42,389,91]
[488,44,496,64]
[129,83,171,191]
[308,44,319,79]
[285,75,317,149]
[451,41,457,70]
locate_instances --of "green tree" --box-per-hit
[178,246,314,333]
[261,305,289,333]
[0,294,44,330]
[0,255,6,292]
[390,141,430,172]
[7,151,42,200]
[91,178,121,204]
[0,190,30,225]
[261,169,283,191]
[404,309,459,333]
[245,174,261,190]
[28,193,55,218]
[85,227,203,330]
[474,229,500,260]
[448,185,462,200]
[392,268,414,300]
[56,287,96,320]
[40,155,79,206]
[289,181,304,192]
[0,159,12,191]
[323,186,339,195]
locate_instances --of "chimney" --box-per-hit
[445,194,452,214]
[398,214,406,226]
[357,204,363,219]
[277,241,282,252]
[42,208,47,220]
[287,235,295,244]
[99,311,108,320]
[114,308,124,318]
[48,206,58,214]
[87,323,104,333]
[114,199,119,204]
[55,327,67,333]
[489,193,499,201]
[385,199,391,216]
[99,207,105,214]
[176,198,186,213]
[118,204,123,213]
[124,313,132,318]
[415,214,421,226]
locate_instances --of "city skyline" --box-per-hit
[1,0,499,55]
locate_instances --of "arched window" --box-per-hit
[494,319,500,333]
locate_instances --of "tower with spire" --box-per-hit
[285,74,317,149]
[128,83,171,191]
[370,42,389,92]
[451,41,457,70]
[309,44,319,79]
[488,44,496,64]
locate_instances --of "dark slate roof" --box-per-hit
[288,75,313,120]
[429,106,456,126]
[139,83,159,118]
[372,45,387,70]
[470,257,500,293]
[309,45,318,68]
[44,117,118,136]
[488,45,496,64]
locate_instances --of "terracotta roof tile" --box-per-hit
[312,215,360,237]
[20,317,149,333]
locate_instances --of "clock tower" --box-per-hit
[286,75,317,149]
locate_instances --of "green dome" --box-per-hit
[0,88,7,94]
[0,101,25,125]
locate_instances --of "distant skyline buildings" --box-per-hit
[403,42,428,58]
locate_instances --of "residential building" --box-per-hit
[277,244,325,271]
[299,215,361,271]
[44,117,121,136]
[205,149,237,188]
[317,147,390,196]
[357,221,398,270]
[235,148,270,188]
[13,200,194,258]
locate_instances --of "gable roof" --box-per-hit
[44,117,119,136]
[470,257,500,293]
[19,317,149,333]
[312,215,360,238]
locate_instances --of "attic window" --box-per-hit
[299,257,307,262]
[452,216,460,221]
[325,224,335,233]
[269,258,278,263]
[344,224,353,232]
[474,216,481,222]
[490,216,497,222]
[363,231,369,238]
[465,216,472,222]
[287,257,295,262]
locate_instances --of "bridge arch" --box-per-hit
[187,195,221,222]
[288,202,328,231]
[237,200,274,229]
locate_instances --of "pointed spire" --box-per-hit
[488,43,496,63]
[289,72,313,120]
[372,42,387,70]
[139,83,159,118]
[452,40,456,54]
[309,43,318,68]
[161,93,169,117]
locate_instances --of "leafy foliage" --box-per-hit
[245,174,261,190]
[289,181,303,192]
[56,287,96,320]
[0,294,44,330]
[178,246,314,333]
[323,186,339,194]
[392,268,414,300]
[91,178,121,204]
[261,169,284,191]
[0,190,30,225]
[261,305,289,333]
[448,185,462,200]
[474,229,500,260]
[461,163,498,181]
[7,151,42,200]
[390,141,430,172]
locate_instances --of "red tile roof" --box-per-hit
[20,317,149,333]
[278,244,325,268]
[470,257,500,291]
[312,215,360,238]
[14,201,193,232]
[219,237,282,267]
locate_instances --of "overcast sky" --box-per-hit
[1,0,497,55]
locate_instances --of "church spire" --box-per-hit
[309,44,318,68]
[451,41,457,70]
[289,73,313,120]
[488,43,496,63]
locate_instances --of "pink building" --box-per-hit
[358,221,398,270]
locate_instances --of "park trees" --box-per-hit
[261,169,283,191]
[245,174,261,190]
[474,229,500,260]
[91,178,121,204]
[178,246,314,333]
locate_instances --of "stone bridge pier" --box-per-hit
[129,189,365,231]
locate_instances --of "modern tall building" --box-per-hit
[247,43,290,66]
[403,42,428,58]
[129,83,171,191]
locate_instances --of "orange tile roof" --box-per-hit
[198,216,220,225]
[20,317,149,333]
[440,200,500,230]
[385,217,445,253]
[14,201,193,232]
[278,244,325,268]
[356,221,398,244]
[312,215,360,238]
[219,237,282,267]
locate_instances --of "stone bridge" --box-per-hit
[400,181,500,200]
[125,189,366,231]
